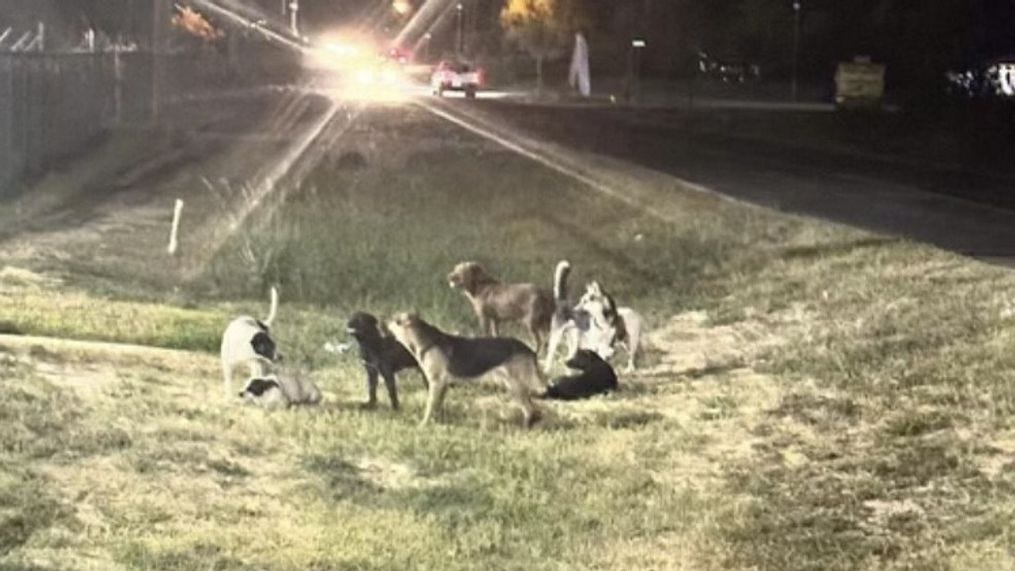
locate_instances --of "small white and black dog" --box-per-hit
[578,281,644,373]
[239,370,322,410]
[541,349,618,400]
[220,287,282,399]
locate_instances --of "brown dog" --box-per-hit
[387,312,543,427]
[447,262,554,351]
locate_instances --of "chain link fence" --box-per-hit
[0,52,156,195]
[0,44,298,196]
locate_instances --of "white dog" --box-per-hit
[239,371,321,410]
[220,287,281,399]
[544,260,583,372]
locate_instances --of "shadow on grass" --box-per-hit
[0,475,73,558]
[779,237,900,261]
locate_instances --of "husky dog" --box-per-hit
[577,281,644,373]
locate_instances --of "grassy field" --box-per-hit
[2,101,1015,570]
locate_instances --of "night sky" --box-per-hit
[3,0,1015,63]
[976,0,1015,59]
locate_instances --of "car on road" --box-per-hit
[431,60,483,98]
[697,51,761,83]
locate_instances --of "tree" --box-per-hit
[501,0,585,94]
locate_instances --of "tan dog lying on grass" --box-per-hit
[387,312,543,428]
[447,261,555,351]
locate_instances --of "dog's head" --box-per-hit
[578,281,619,324]
[565,349,607,372]
[239,376,289,409]
[448,262,493,295]
[346,311,381,340]
[239,376,280,398]
[250,331,281,362]
[387,312,421,351]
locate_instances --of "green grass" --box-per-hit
[2,104,1015,569]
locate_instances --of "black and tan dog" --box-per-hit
[542,349,618,400]
[447,261,555,351]
[387,312,543,427]
[346,311,425,410]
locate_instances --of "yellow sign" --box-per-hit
[835,59,885,107]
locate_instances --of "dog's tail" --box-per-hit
[553,260,571,303]
[264,286,279,327]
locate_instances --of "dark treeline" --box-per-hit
[13,0,1015,93]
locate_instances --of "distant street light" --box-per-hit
[628,38,646,102]
[792,0,801,102]
[393,0,411,15]
[422,31,432,62]
[456,3,464,56]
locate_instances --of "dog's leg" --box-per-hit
[502,361,541,428]
[623,315,642,373]
[566,326,579,359]
[512,375,540,428]
[364,368,379,409]
[489,319,499,338]
[544,324,564,372]
[420,378,449,426]
[476,312,491,337]
[382,368,400,410]
[528,325,543,356]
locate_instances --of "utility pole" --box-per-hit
[289,0,299,36]
[152,0,170,121]
[792,0,801,102]
[422,32,432,62]
[456,3,463,56]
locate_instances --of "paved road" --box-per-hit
[464,100,1015,264]
[10,79,1015,267]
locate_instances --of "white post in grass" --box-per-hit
[168,199,184,255]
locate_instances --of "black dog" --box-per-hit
[542,349,618,400]
[346,312,424,410]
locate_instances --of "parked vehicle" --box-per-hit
[697,51,761,83]
[431,60,483,98]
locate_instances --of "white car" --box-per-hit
[431,61,483,98]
